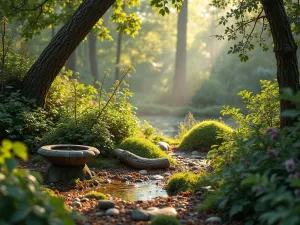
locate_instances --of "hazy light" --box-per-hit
[209,6,216,11]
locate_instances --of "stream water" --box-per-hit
[93,181,168,201]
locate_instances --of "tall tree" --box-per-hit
[212,0,300,128]
[21,0,116,106]
[88,33,99,84]
[171,0,188,105]
[114,30,123,81]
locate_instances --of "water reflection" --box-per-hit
[94,181,168,201]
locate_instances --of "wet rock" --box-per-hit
[95,212,105,217]
[81,198,89,202]
[73,198,80,202]
[150,175,164,180]
[156,142,169,151]
[205,217,222,223]
[71,201,82,207]
[93,179,100,186]
[163,172,171,177]
[192,151,199,155]
[97,200,115,210]
[121,178,129,182]
[148,207,177,219]
[104,179,111,184]
[139,170,148,175]
[131,209,149,221]
[106,208,119,216]
[135,179,143,183]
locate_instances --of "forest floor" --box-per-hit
[19,148,242,225]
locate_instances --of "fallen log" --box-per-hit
[113,148,170,169]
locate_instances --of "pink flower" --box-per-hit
[285,159,296,172]
[266,127,278,135]
[266,149,278,159]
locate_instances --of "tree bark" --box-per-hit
[88,33,99,84]
[261,0,300,128]
[21,0,116,107]
[114,30,122,81]
[171,0,188,106]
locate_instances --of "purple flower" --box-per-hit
[295,189,300,197]
[267,149,278,159]
[271,133,277,140]
[285,159,296,172]
[240,158,246,163]
[266,127,278,135]
[289,172,300,179]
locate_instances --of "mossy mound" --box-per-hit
[152,135,179,145]
[151,215,181,225]
[118,138,177,165]
[178,120,232,151]
[166,172,201,195]
[41,187,57,197]
[84,191,107,200]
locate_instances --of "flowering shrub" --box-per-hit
[197,83,300,225]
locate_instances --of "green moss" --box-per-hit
[41,187,56,197]
[88,156,121,169]
[118,138,177,165]
[151,215,181,225]
[84,191,107,200]
[178,120,233,151]
[152,135,180,145]
[166,172,201,195]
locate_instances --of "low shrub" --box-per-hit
[166,172,201,195]
[118,137,177,164]
[0,140,82,225]
[84,191,107,200]
[151,215,181,225]
[178,120,232,151]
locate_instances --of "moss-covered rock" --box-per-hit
[84,191,107,200]
[178,120,232,151]
[151,215,181,225]
[166,172,200,195]
[118,138,177,165]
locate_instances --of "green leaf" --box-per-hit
[5,158,18,172]
[229,204,243,217]
[2,139,13,152]
[13,142,28,161]
[282,109,300,118]
[11,203,31,223]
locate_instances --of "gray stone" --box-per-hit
[106,208,119,216]
[95,212,105,217]
[93,179,100,186]
[205,217,222,223]
[73,198,80,202]
[156,142,170,151]
[104,179,111,184]
[148,207,177,220]
[81,198,89,202]
[45,164,92,183]
[71,201,82,207]
[150,175,164,180]
[146,207,159,212]
[139,170,148,175]
[97,200,115,210]
[131,209,149,221]
[192,151,199,155]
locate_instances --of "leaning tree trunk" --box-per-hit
[261,0,300,128]
[171,0,188,106]
[21,0,116,107]
[88,33,99,84]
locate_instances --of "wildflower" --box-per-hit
[289,172,300,179]
[285,159,296,172]
[266,149,278,159]
[271,133,277,140]
[295,189,300,197]
[265,127,278,135]
[240,158,246,163]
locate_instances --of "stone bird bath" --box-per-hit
[38,144,100,183]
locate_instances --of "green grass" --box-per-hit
[178,120,233,151]
[166,172,202,195]
[87,156,121,169]
[151,215,181,225]
[41,187,56,197]
[84,191,107,200]
[118,137,177,165]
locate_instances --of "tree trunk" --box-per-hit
[114,30,122,81]
[21,0,116,107]
[261,0,300,128]
[88,33,99,84]
[171,0,188,106]
[65,50,77,73]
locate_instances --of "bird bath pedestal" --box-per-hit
[38,145,100,183]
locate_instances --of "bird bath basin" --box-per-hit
[38,144,100,183]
